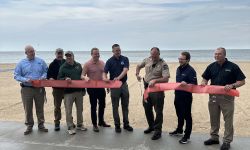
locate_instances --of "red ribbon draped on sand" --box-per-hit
[143,83,239,100]
[32,80,122,88]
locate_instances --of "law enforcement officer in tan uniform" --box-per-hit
[136,47,170,140]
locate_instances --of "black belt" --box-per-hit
[20,83,34,88]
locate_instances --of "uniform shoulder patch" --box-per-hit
[163,64,168,70]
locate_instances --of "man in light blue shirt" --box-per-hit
[14,45,49,135]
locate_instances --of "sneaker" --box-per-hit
[144,127,154,134]
[169,130,183,136]
[93,125,99,132]
[220,142,230,150]
[24,127,33,135]
[39,127,48,132]
[179,137,190,144]
[124,125,133,132]
[67,128,76,135]
[115,126,121,133]
[54,124,60,131]
[76,125,87,131]
[204,138,220,145]
[151,131,162,140]
[98,122,111,127]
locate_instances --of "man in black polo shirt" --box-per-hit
[169,51,197,144]
[201,47,245,150]
[103,44,133,133]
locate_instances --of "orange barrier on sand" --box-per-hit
[144,83,239,100]
[32,80,122,88]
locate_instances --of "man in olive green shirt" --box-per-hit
[58,51,87,135]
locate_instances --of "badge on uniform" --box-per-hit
[121,61,124,65]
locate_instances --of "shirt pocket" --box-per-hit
[153,66,162,76]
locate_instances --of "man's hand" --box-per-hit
[200,80,207,86]
[113,77,120,81]
[103,78,110,83]
[81,76,90,81]
[224,84,234,91]
[180,81,187,87]
[149,79,156,87]
[65,77,72,83]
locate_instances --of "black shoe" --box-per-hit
[39,127,48,132]
[54,124,60,131]
[24,127,33,135]
[169,130,183,136]
[98,122,111,127]
[204,138,220,145]
[220,142,230,150]
[179,137,190,144]
[151,131,162,140]
[124,125,133,132]
[115,126,121,133]
[144,127,154,134]
[93,125,99,132]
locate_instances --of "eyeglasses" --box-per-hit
[178,58,186,60]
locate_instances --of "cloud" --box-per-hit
[0,0,250,51]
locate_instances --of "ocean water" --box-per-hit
[0,49,249,64]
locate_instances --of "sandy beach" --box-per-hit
[0,62,249,137]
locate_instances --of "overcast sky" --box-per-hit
[0,0,250,51]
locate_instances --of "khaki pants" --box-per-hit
[21,87,46,128]
[208,94,234,143]
[64,91,83,129]
[52,88,64,125]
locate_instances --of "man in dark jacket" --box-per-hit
[169,51,197,144]
[47,48,65,131]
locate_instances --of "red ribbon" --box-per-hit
[144,83,239,100]
[32,80,122,88]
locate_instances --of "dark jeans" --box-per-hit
[143,92,164,132]
[174,94,193,138]
[87,88,106,125]
[52,88,64,125]
[110,82,129,127]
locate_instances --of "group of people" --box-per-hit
[14,44,245,150]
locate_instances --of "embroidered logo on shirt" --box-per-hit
[121,61,124,65]
[75,66,80,70]
[225,69,231,72]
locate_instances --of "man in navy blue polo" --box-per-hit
[169,51,197,144]
[103,44,133,133]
